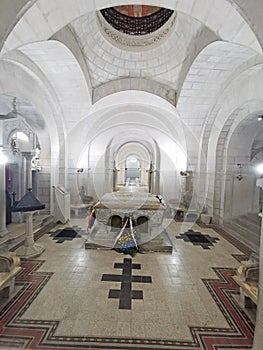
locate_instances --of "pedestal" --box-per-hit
[15,212,45,259]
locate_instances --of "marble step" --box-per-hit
[222,222,259,254]
[245,213,261,224]
[229,221,260,241]
[232,216,260,234]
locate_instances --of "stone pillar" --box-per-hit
[0,120,8,237]
[151,170,155,194]
[148,170,152,193]
[152,169,160,194]
[253,179,263,349]
[22,151,35,189]
[0,161,7,237]
[155,170,160,194]
[113,168,116,191]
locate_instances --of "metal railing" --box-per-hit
[100,7,174,36]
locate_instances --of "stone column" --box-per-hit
[152,169,160,194]
[113,168,116,191]
[148,170,152,193]
[253,179,263,349]
[0,161,7,237]
[151,169,155,194]
[0,120,8,237]
[22,151,35,189]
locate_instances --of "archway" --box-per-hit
[115,142,151,192]
[137,216,148,232]
[125,155,141,185]
[110,215,122,231]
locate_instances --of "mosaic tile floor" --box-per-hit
[0,218,256,349]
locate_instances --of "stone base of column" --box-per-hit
[0,228,8,238]
[15,243,45,259]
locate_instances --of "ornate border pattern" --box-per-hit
[100,7,174,36]
[97,11,176,50]
[0,258,254,349]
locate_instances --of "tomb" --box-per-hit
[85,192,172,253]
[233,253,259,308]
[0,250,21,298]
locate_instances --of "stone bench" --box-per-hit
[169,206,200,222]
[0,252,22,298]
[200,213,212,224]
[0,266,22,298]
[168,205,186,219]
[233,275,258,307]
[233,253,259,308]
[185,210,200,222]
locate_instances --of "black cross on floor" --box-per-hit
[101,258,152,309]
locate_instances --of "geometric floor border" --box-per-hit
[0,260,254,349]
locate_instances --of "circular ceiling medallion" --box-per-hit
[100,6,174,36]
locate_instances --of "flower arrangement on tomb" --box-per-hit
[112,216,138,257]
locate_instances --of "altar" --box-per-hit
[85,192,172,252]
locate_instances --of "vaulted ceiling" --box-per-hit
[0,0,263,167]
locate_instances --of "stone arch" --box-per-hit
[7,39,94,204]
[2,0,260,54]
[177,40,261,167]
[72,90,186,198]
[51,27,93,102]
[93,78,176,106]
[137,216,149,232]
[109,215,122,231]
[7,129,32,153]
[70,90,187,201]
[73,91,185,167]
[178,42,263,217]
[116,142,151,187]
[72,90,185,146]
[213,100,263,223]
[15,40,92,132]
[202,64,263,219]
[0,61,59,211]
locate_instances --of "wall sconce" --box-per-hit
[77,168,84,173]
[236,163,243,181]
[180,170,189,177]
